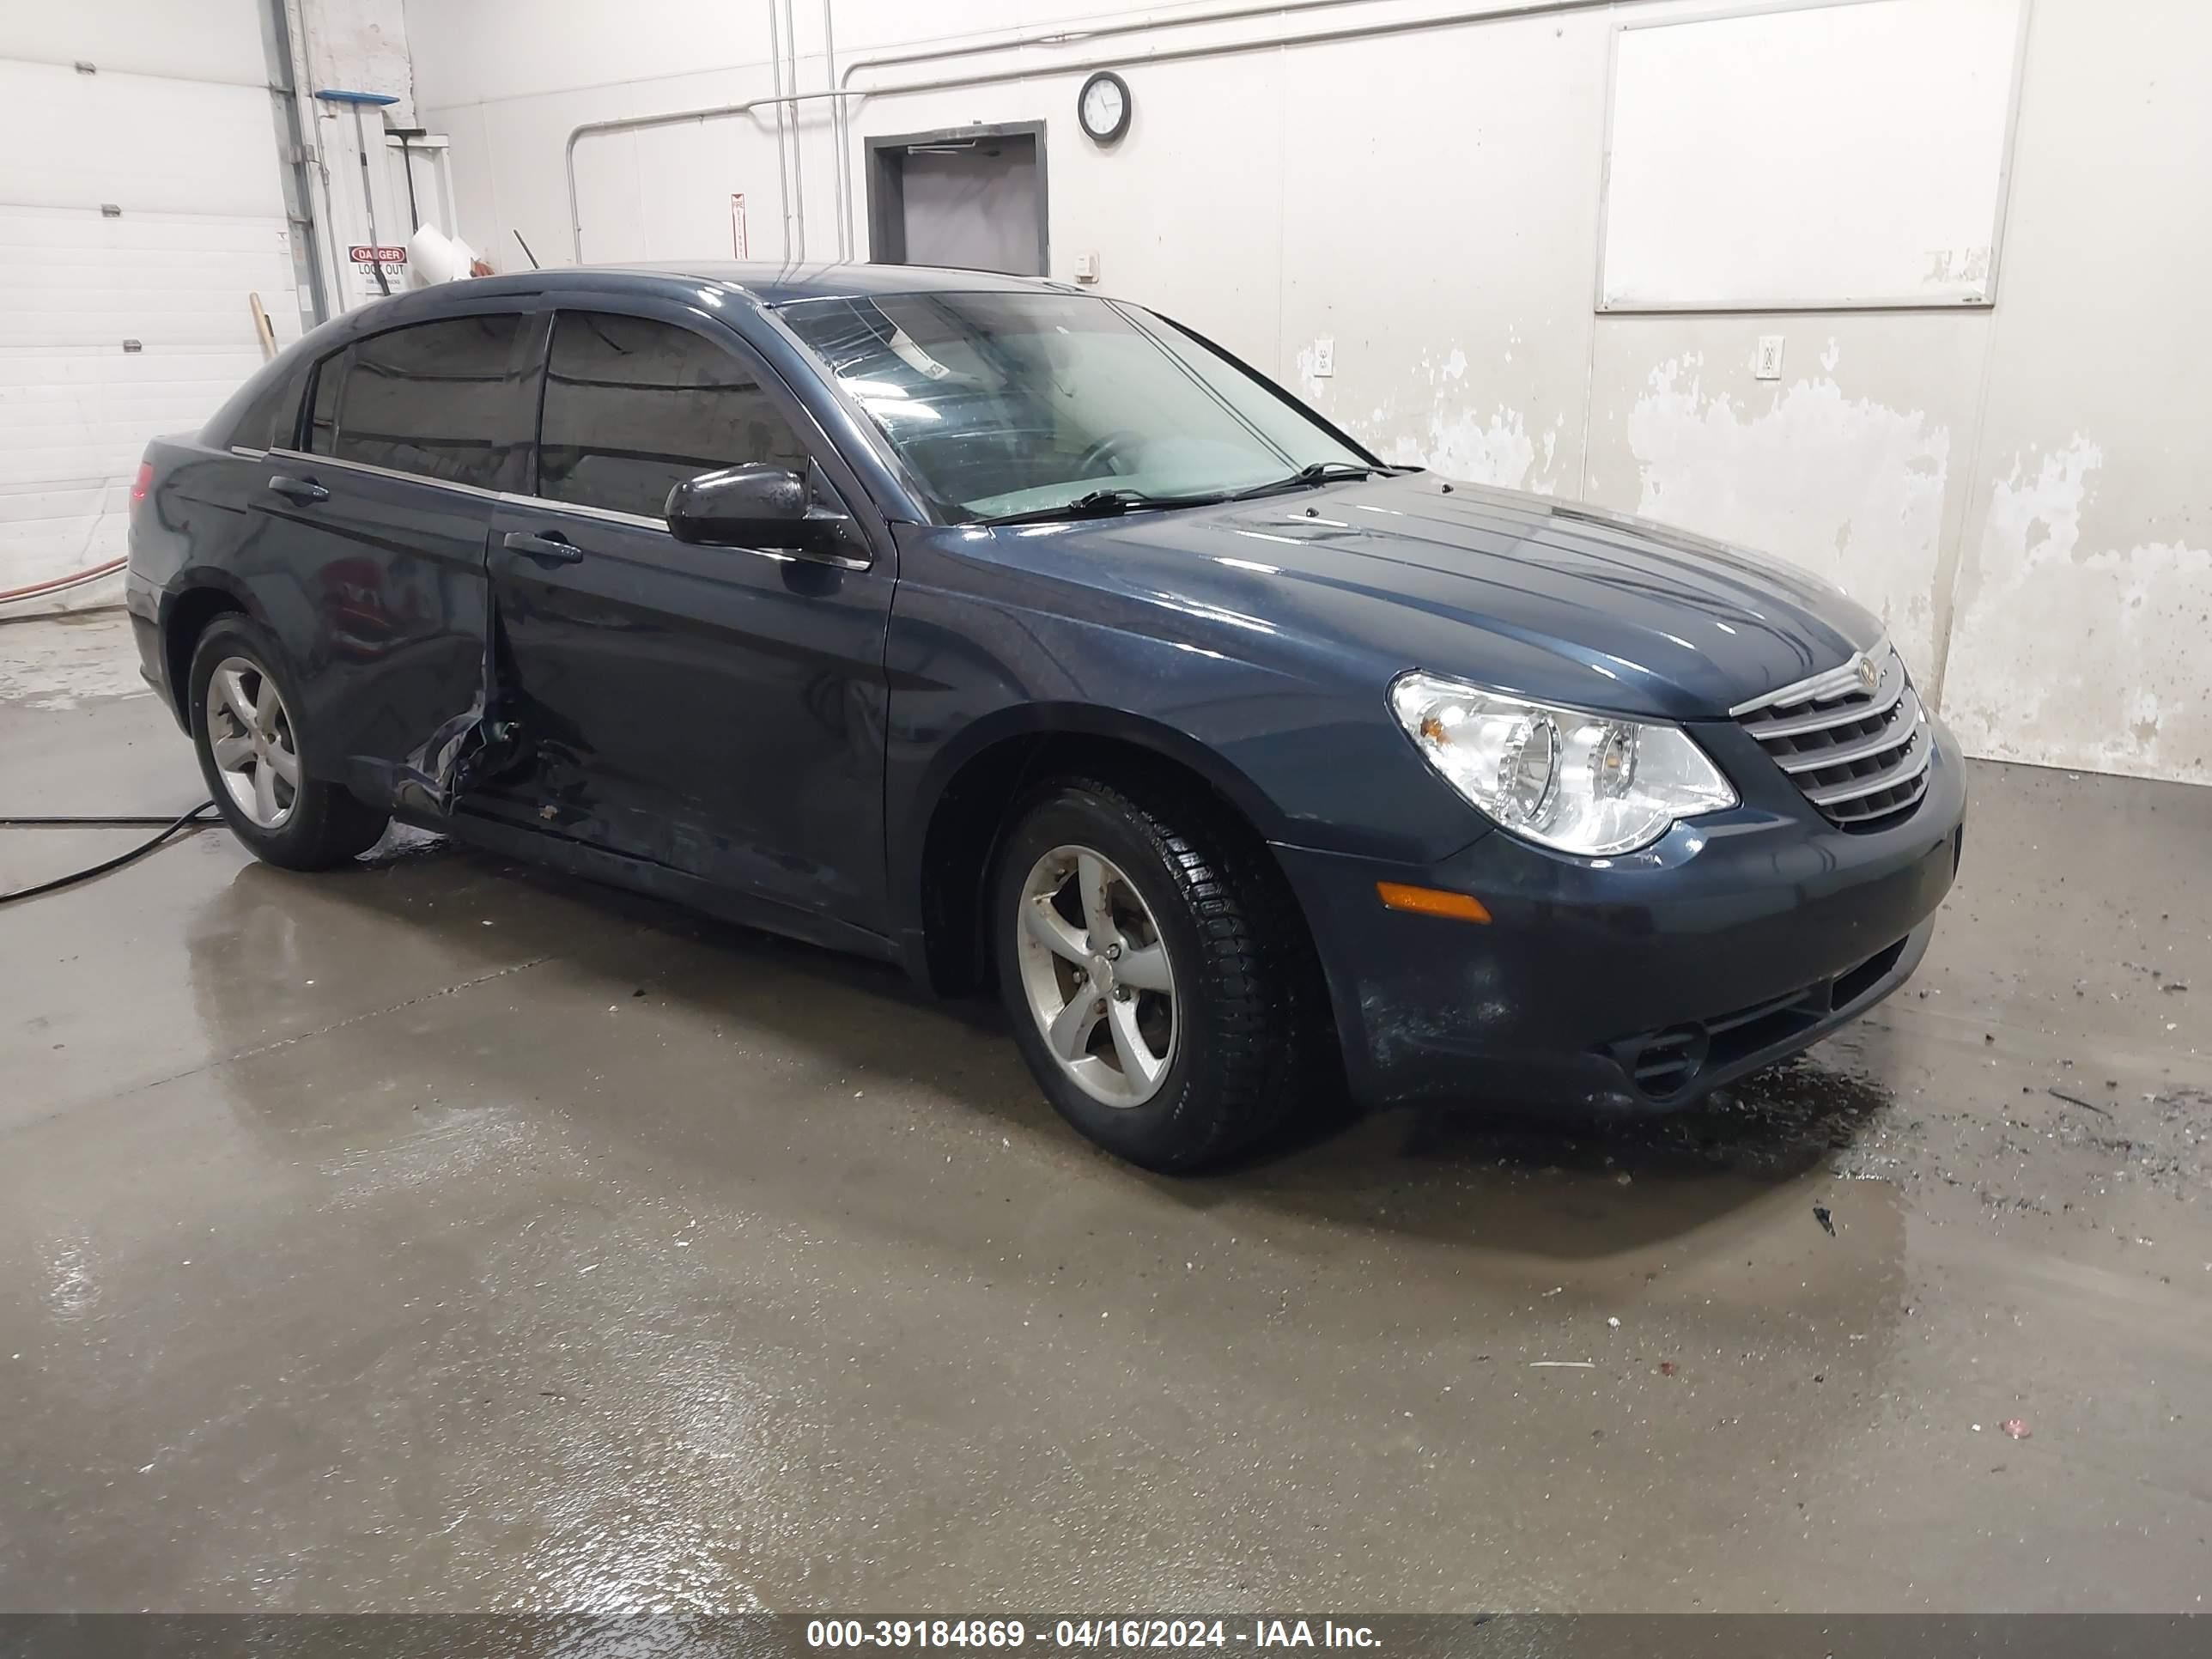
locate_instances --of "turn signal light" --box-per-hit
[1375,881,1492,924]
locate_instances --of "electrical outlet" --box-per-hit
[1313,337,1335,378]
[1755,335,1785,380]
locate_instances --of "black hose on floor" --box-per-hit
[0,802,219,905]
[0,813,207,827]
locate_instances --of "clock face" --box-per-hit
[1079,73,1129,143]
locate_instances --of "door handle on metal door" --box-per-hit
[266,474,329,505]
[503,531,582,563]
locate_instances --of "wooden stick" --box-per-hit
[248,294,277,362]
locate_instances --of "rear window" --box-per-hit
[308,350,340,454]
[210,362,308,452]
[307,313,526,491]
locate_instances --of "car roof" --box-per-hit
[287,261,1103,375]
[530,260,1086,307]
[246,257,1375,534]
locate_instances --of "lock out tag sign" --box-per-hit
[349,244,409,289]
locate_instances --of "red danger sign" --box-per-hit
[349,245,407,264]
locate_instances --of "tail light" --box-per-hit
[130,460,154,514]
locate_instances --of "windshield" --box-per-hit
[778,291,1371,520]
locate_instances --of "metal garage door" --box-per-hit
[0,3,301,613]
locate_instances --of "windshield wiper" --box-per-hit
[1221,461,1381,502]
[975,462,1380,526]
[976,488,1224,527]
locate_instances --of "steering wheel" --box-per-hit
[1073,429,1148,478]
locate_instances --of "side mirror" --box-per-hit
[665,463,853,557]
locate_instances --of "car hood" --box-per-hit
[1020,473,1883,721]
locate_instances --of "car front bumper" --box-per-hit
[1273,716,1968,1112]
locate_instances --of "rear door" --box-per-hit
[485,304,896,933]
[264,308,533,809]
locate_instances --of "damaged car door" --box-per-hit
[481,306,894,934]
[277,309,534,810]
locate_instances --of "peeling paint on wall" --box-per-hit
[1624,356,1950,673]
[1374,406,1562,495]
[1305,342,1568,495]
[1944,436,2212,783]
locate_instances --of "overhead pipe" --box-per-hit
[567,89,842,261]
[828,0,1628,258]
[767,0,792,253]
[566,0,1632,265]
[785,0,807,259]
[821,0,837,250]
[831,0,1406,258]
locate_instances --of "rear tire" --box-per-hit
[991,775,1317,1172]
[188,616,388,871]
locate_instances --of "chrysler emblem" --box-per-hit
[1853,653,1880,694]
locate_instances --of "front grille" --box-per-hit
[1734,644,1930,831]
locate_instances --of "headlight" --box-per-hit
[1389,671,1737,855]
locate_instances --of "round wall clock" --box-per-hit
[1078,71,1132,145]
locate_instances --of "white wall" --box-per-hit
[0,0,432,617]
[0,0,301,613]
[402,0,2209,783]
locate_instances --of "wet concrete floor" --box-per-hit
[2,612,2207,1611]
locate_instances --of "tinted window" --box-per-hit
[317,314,525,489]
[307,352,340,454]
[538,313,812,520]
[218,362,308,452]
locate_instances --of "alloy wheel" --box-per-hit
[204,655,301,830]
[1013,844,1178,1108]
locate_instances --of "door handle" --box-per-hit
[503,531,582,563]
[266,474,328,505]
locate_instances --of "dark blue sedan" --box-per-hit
[125,262,1964,1170]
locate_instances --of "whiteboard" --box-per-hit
[1598,0,2027,311]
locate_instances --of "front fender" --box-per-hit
[883,527,1495,945]
[912,699,1294,843]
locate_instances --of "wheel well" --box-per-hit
[916,732,1313,999]
[163,589,246,722]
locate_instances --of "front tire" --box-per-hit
[188,616,389,870]
[992,775,1316,1172]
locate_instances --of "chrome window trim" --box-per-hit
[268,447,506,501]
[266,450,870,571]
[496,492,666,533]
[495,491,872,569]
[230,446,269,460]
[1729,637,1893,720]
